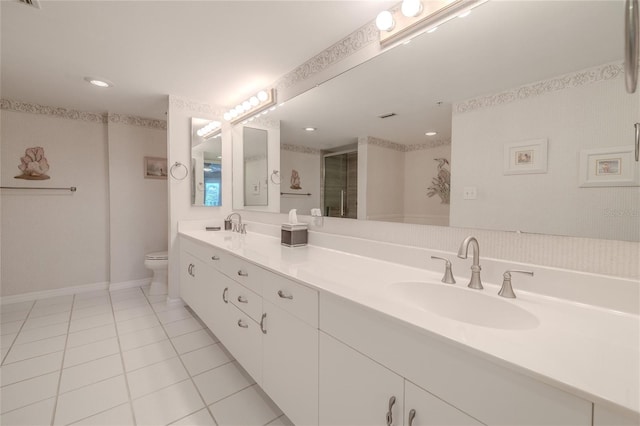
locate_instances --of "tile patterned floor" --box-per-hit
[0,287,293,426]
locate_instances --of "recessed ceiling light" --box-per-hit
[425,131,438,136]
[84,77,113,88]
[304,127,317,132]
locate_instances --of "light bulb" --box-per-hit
[425,131,437,136]
[376,11,395,32]
[230,110,238,118]
[401,0,422,17]
[212,121,221,128]
[235,105,243,114]
[224,112,232,121]
[257,91,268,102]
[249,96,259,106]
[242,101,251,111]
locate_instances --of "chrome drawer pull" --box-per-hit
[237,270,249,277]
[260,313,267,334]
[408,409,416,426]
[211,255,220,261]
[237,295,248,304]
[277,290,293,300]
[222,287,229,303]
[386,396,396,426]
[237,319,248,328]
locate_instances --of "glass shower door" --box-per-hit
[323,151,357,218]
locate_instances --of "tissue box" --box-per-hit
[281,223,308,247]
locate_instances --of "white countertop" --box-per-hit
[180,229,640,415]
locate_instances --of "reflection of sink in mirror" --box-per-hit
[389,281,539,330]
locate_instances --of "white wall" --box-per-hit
[450,69,640,241]
[364,143,405,222]
[404,144,450,226]
[107,121,167,286]
[0,105,169,298]
[1,109,109,296]
[280,147,321,215]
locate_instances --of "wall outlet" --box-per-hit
[463,186,477,200]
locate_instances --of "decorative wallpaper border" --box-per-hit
[275,21,379,90]
[168,96,227,117]
[1,99,106,124]
[1,99,167,130]
[454,62,624,114]
[359,136,451,152]
[281,143,322,155]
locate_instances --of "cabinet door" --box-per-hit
[222,306,263,383]
[263,300,318,426]
[404,381,482,426]
[180,251,205,313]
[593,404,639,426]
[319,332,404,426]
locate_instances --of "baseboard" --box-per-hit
[0,281,110,305]
[109,278,151,292]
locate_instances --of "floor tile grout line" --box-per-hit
[0,394,56,417]
[49,293,76,426]
[65,401,131,426]
[1,348,66,369]
[110,287,145,426]
[142,289,220,426]
[0,358,62,389]
[1,300,36,365]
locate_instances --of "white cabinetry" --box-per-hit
[179,236,319,425]
[404,381,482,426]
[319,332,404,426]
[593,404,640,426]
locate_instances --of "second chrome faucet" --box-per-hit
[457,236,483,290]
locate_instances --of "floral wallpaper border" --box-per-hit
[359,136,451,152]
[168,96,227,117]
[1,99,167,130]
[454,62,624,114]
[281,143,322,155]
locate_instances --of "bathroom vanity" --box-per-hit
[178,229,639,426]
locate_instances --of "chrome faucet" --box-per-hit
[498,270,534,298]
[457,236,483,290]
[224,212,246,234]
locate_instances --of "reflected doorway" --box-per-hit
[323,150,357,218]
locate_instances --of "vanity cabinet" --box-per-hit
[319,332,404,426]
[404,381,483,426]
[320,292,592,426]
[179,236,319,425]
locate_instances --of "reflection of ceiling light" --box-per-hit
[196,121,222,137]
[458,10,472,18]
[401,0,423,18]
[425,131,437,136]
[427,26,438,33]
[217,156,222,159]
[304,127,317,132]
[84,77,113,88]
[376,10,395,32]
[203,168,212,172]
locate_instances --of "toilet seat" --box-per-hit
[145,251,168,261]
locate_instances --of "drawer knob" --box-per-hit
[211,255,220,261]
[237,295,248,304]
[222,287,229,303]
[237,319,249,328]
[408,409,416,426]
[237,270,249,277]
[260,313,267,334]
[386,396,396,426]
[277,290,293,300]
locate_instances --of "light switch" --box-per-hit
[463,186,477,200]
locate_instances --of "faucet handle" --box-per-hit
[499,270,534,298]
[431,256,456,284]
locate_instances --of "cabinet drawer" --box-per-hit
[228,279,263,323]
[218,255,264,295]
[263,273,318,328]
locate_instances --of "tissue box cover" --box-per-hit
[281,223,308,247]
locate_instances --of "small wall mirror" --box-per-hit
[190,117,222,207]
[243,127,269,206]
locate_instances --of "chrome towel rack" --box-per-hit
[281,192,311,196]
[1,186,77,192]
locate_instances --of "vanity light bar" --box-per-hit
[378,0,488,46]
[224,89,277,125]
[196,121,222,139]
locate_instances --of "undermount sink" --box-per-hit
[389,281,539,330]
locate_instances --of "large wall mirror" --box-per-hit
[235,0,640,241]
[190,118,222,207]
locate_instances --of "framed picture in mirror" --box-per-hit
[579,146,639,187]
[503,139,548,175]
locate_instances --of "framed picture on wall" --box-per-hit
[144,157,168,179]
[503,139,548,175]
[579,146,639,187]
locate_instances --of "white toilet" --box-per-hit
[144,251,169,295]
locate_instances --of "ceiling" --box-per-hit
[1,0,396,120]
